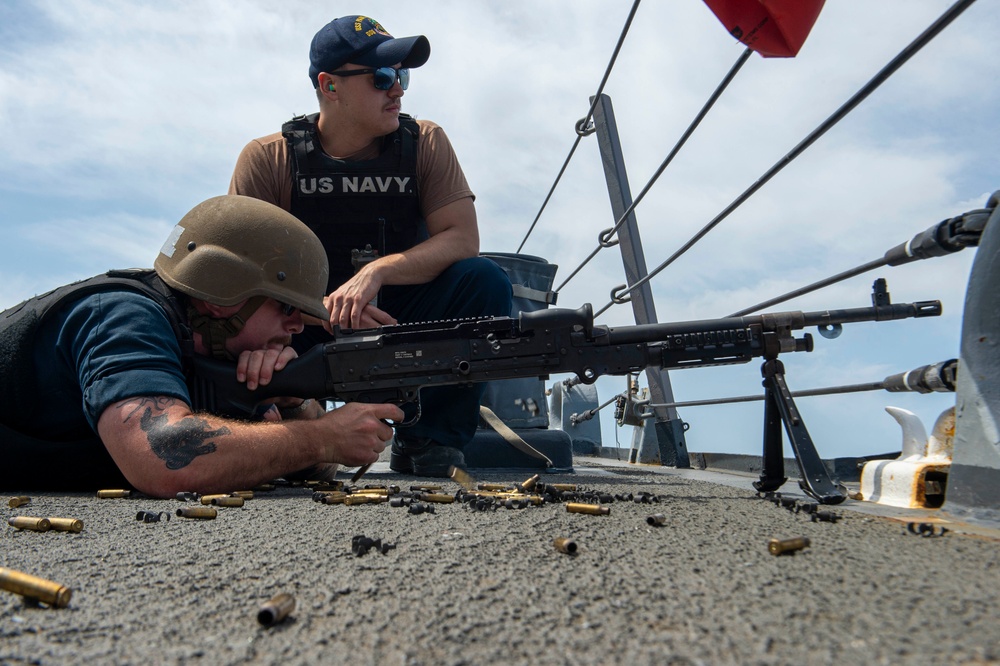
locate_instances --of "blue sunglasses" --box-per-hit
[328,66,410,91]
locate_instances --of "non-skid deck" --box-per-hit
[2,460,998,665]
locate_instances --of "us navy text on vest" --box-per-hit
[297,175,414,196]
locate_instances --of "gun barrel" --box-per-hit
[799,301,941,328]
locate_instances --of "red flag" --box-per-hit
[703,0,825,57]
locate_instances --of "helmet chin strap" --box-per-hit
[188,296,268,361]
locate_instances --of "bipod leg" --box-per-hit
[752,369,787,494]
[760,359,847,505]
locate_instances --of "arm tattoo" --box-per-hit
[140,409,231,470]
[118,397,231,470]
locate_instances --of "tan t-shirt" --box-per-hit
[228,118,474,219]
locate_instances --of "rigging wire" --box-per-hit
[555,47,753,293]
[515,0,642,254]
[571,380,886,423]
[593,0,979,319]
[648,381,886,410]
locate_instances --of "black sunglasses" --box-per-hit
[278,302,298,317]
[328,66,410,91]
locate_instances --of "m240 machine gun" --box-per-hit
[192,280,940,505]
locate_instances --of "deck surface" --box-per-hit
[2,458,998,665]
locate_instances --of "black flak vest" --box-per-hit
[282,112,428,293]
[0,269,192,440]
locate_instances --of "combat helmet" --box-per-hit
[155,195,329,358]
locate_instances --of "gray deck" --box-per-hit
[2,459,998,665]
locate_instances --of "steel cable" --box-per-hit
[593,0,978,319]
[515,0,642,254]
[556,47,753,293]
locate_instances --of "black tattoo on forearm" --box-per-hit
[137,408,231,471]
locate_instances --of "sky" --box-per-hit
[1,0,998,462]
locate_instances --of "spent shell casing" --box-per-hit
[8,496,30,509]
[553,537,578,554]
[550,483,578,492]
[519,474,540,493]
[46,518,84,533]
[409,484,442,492]
[210,496,245,508]
[8,517,51,532]
[417,493,455,504]
[768,536,810,556]
[0,567,72,608]
[253,483,276,491]
[566,503,610,516]
[97,489,131,499]
[322,493,348,505]
[350,488,389,495]
[257,592,295,627]
[176,506,217,520]
[230,491,254,500]
[449,466,475,490]
[646,514,667,527]
[344,495,387,506]
[477,483,510,491]
[200,494,232,505]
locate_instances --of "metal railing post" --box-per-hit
[590,94,690,468]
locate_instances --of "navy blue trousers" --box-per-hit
[296,257,512,449]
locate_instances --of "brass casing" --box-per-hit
[418,493,455,504]
[230,491,254,499]
[0,567,72,608]
[566,503,610,516]
[449,466,475,490]
[97,489,131,499]
[550,484,578,491]
[46,518,84,533]
[210,497,245,507]
[176,506,218,519]
[8,496,30,509]
[351,488,389,495]
[8,517,51,532]
[519,474,540,493]
[646,514,667,527]
[344,495,388,506]
[200,494,232,505]
[253,484,276,492]
[257,592,295,626]
[477,483,510,491]
[768,536,810,556]
[321,492,348,505]
[553,537,578,554]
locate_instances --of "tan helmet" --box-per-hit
[155,195,329,319]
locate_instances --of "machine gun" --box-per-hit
[191,280,940,504]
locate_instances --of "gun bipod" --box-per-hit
[752,357,847,505]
